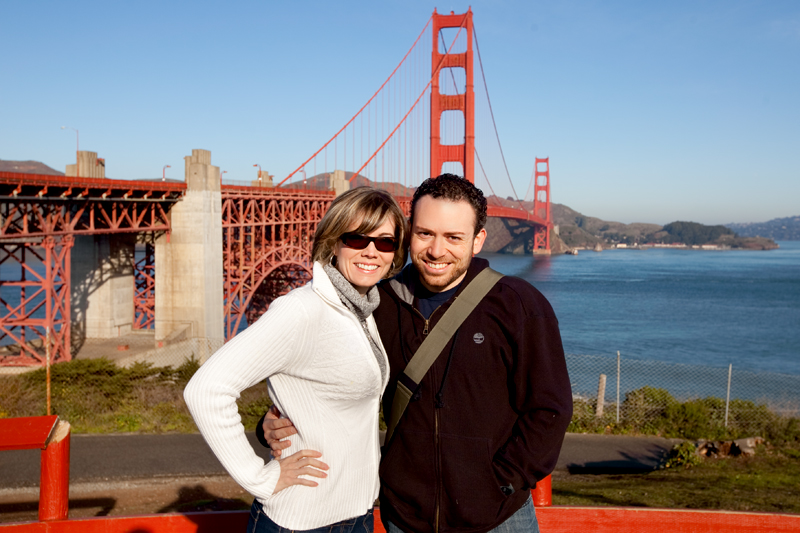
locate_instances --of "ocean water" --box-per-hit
[481,241,800,377]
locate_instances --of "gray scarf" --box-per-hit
[323,263,387,382]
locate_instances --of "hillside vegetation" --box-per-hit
[726,215,800,241]
[548,204,779,252]
[659,221,733,245]
[482,199,780,253]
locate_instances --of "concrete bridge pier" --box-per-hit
[66,150,106,179]
[331,169,350,196]
[154,149,224,361]
[69,150,134,345]
[70,234,135,342]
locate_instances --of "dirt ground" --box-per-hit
[0,475,253,525]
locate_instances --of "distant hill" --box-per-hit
[660,221,734,246]
[295,172,416,197]
[480,199,667,253]
[0,160,64,176]
[540,207,778,252]
[725,216,800,241]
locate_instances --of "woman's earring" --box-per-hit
[330,255,338,267]
[391,261,396,271]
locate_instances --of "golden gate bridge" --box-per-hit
[0,8,551,367]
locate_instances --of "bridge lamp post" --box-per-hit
[60,126,79,177]
[162,165,171,182]
[220,170,227,182]
[253,164,262,184]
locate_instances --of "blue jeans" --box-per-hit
[383,494,539,533]
[247,499,374,533]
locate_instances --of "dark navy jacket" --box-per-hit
[375,257,572,533]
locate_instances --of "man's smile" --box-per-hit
[423,260,450,271]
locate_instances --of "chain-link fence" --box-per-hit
[1,344,799,439]
[567,352,800,439]
[113,336,225,369]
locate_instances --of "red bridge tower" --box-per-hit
[430,9,474,182]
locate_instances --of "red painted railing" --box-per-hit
[0,416,70,522]
[3,505,799,532]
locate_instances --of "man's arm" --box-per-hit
[492,310,573,492]
[257,405,298,458]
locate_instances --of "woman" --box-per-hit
[184,187,406,533]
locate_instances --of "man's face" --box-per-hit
[409,195,487,292]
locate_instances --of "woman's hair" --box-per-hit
[312,187,407,278]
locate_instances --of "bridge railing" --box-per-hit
[0,171,187,200]
[2,478,800,532]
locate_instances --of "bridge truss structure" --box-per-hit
[220,186,334,339]
[0,174,342,363]
[0,172,185,365]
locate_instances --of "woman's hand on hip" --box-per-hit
[274,449,329,493]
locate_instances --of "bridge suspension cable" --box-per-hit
[473,27,527,212]
[278,15,435,190]
[351,18,468,185]
[278,9,547,226]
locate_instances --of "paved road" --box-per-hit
[0,432,682,490]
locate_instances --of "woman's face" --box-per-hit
[333,218,397,295]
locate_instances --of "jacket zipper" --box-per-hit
[412,303,448,336]
[434,408,441,533]
[409,300,448,532]
[411,306,431,335]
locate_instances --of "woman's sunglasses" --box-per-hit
[340,232,398,253]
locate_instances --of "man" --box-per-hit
[263,174,572,533]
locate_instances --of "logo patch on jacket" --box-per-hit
[473,332,485,344]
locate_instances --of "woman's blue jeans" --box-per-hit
[247,500,374,533]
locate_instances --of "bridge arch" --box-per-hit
[224,245,313,339]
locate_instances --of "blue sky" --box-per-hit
[1,0,798,225]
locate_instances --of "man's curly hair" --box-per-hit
[410,173,487,234]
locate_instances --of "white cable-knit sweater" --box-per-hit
[184,262,389,529]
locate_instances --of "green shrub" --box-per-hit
[661,441,703,469]
[663,400,705,439]
[573,386,797,442]
[765,417,800,445]
[173,356,201,385]
[1,357,204,432]
[621,386,677,432]
[0,374,42,418]
[568,397,620,433]
[237,382,273,431]
[725,399,777,438]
